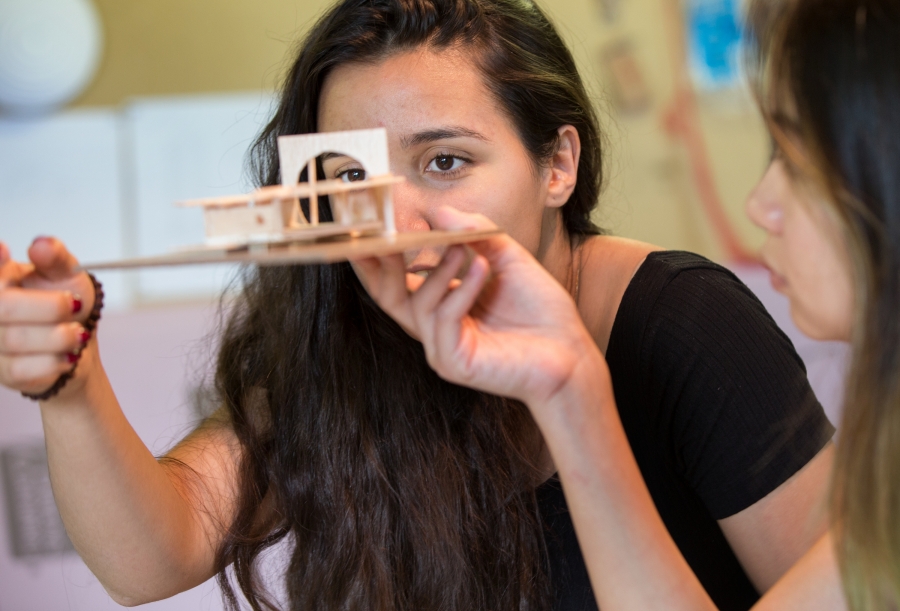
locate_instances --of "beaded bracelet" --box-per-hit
[22,273,105,402]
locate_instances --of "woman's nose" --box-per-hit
[746,162,785,234]
[390,181,434,233]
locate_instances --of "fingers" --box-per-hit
[0,240,90,395]
[28,236,81,283]
[0,245,34,290]
[0,287,82,324]
[354,254,412,318]
[0,353,74,392]
[432,253,489,325]
[410,246,469,319]
[0,322,88,355]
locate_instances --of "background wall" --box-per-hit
[73,0,331,107]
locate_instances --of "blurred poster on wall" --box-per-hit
[686,0,744,89]
[600,39,652,116]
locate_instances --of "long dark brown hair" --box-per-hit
[749,1,900,609]
[213,1,605,609]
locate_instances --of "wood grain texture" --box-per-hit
[81,228,502,270]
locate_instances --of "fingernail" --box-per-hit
[66,352,81,364]
[78,329,91,345]
[31,236,51,247]
[71,294,83,314]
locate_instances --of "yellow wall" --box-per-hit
[543,0,769,258]
[75,0,768,261]
[75,0,333,106]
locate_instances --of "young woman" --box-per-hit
[0,1,833,610]
[361,0,900,610]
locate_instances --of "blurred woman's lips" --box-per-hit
[407,264,435,276]
[761,260,788,292]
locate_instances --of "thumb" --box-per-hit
[27,237,80,282]
[0,242,35,289]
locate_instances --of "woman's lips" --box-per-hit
[406,264,434,276]
[764,263,788,292]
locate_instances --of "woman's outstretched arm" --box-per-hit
[355,207,848,611]
[0,238,238,605]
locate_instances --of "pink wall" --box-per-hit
[0,302,225,611]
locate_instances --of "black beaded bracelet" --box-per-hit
[22,273,105,402]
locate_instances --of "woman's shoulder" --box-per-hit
[582,240,779,367]
[582,237,752,318]
[579,239,775,356]
[608,245,769,347]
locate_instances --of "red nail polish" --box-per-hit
[72,295,83,314]
[79,330,91,345]
[66,352,80,364]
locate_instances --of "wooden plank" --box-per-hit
[80,228,502,270]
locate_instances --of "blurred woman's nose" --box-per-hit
[390,180,435,233]
[746,161,785,235]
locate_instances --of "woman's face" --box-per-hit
[317,46,571,273]
[746,158,854,341]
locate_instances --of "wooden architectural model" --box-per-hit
[85,128,497,270]
[181,128,401,249]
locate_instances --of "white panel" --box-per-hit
[126,92,276,303]
[0,109,129,309]
[278,127,391,184]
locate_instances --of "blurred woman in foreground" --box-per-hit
[362,0,899,609]
[749,0,900,608]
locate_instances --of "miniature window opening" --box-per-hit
[289,150,385,235]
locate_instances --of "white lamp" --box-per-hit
[0,0,104,115]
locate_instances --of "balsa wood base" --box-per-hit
[81,228,501,270]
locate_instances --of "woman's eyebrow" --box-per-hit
[400,126,489,149]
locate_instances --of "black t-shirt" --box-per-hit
[537,251,835,611]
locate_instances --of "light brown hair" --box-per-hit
[749,1,900,609]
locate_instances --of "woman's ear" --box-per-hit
[544,125,581,209]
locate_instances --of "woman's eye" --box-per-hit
[426,155,466,173]
[337,168,366,183]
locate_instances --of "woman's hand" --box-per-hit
[357,210,730,611]
[354,207,602,410]
[0,237,97,396]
